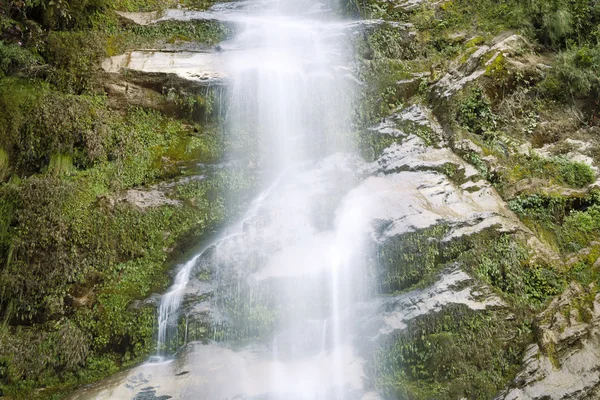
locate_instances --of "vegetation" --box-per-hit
[0,0,240,396]
[509,190,600,253]
[0,98,245,397]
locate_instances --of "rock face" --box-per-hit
[67,92,533,398]
[367,104,521,241]
[497,283,600,400]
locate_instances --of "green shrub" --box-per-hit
[44,31,107,93]
[0,80,110,174]
[373,225,449,294]
[4,0,115,30]
[555,156,596,187]
[508,194,569,220]
[507,153,595,189]
[0,320,90,386]
[559,205,600,252]
[47,154,75,176]
[0,149,8,177]
[0,41,41,75]
[541,45,600,101]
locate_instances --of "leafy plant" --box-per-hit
[457,88,497,136]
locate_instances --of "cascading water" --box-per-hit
[151,0,370,397]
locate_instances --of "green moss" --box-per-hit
[368,306,531,400]
[490,151,596,193]
[47,154,75,176]
[446,231,564,306]
[353,22,419,127]
[0,149,8,178]
[372,224,450,294]
[0,41,42,76]
[507,191,600,255]
[105,19,235,53]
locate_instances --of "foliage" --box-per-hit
[353,23,416,127]
[0,0,243,397]
[470,234,562,304]
[121,20,234,47]
[372,224,449,294]
[508,193,570,220]
[0,149,8,178]
[503,153,595,189]
[560,204,600,252]
[508,191,600,254]
[2,0,115,30]
[0,78,108,174]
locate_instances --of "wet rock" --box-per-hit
[133,386,172,400]
[497,283,600,400]
[67,343,366,399]
[365,109,521,241]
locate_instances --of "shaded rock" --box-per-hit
[104,80,169,112]
[396,77,421,100]
[347,19,416,40]
[455,138,484,156]
[393,0,449,11]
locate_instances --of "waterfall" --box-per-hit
[154,0,365,397]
